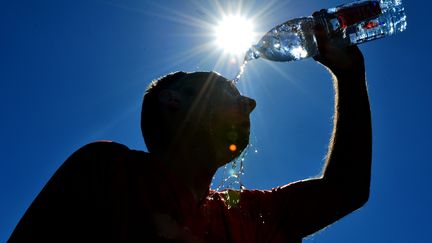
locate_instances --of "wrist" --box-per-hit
[329,63,366,81]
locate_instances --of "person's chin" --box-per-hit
[212,129,250,165]
[230,135,250,157]
[214,144,244,167]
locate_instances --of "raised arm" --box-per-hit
[318,44,372,201]
[315,20,372,209]
[276,26,372,238]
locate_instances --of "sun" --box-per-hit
[214,15,256,56]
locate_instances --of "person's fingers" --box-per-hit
[311,10,365,71]
[312,10,329,62]
[312,10,326,38]
[312,9,326,18]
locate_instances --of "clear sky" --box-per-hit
[1,0,430,242]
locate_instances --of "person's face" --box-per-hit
[177,76,256,166]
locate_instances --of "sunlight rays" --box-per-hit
[102,0,306,110]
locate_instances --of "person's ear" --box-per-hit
[158,90,181,111]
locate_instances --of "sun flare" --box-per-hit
[214,15,256,56]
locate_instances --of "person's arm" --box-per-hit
[275,28,372,238]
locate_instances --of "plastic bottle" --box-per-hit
[245,0,407,62]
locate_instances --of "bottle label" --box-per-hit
[336,1,382,29]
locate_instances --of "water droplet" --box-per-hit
[214,141,261,191]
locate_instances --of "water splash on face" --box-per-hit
[213,53,260,191]
[215,145,248,192]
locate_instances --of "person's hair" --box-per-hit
[141,71,186,153]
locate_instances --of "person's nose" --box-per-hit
[239,96,256,113]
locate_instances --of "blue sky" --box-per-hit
[1,0,431,242]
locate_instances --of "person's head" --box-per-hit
[141,71,256,168]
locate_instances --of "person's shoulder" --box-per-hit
[60,140,149,174]
[73,140,131,157]
[50,141,153,190]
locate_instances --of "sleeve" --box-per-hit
[236,188,300,241]
[8,141,132,242]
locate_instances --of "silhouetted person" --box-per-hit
[9,25,372,242]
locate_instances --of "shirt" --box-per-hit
[9,141,302,242]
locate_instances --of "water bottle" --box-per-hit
[245,0,407,62]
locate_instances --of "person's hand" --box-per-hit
[312,11,365,75]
